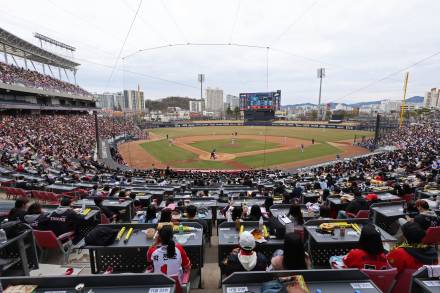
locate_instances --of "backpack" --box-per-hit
[268,216,286,239]
[84,226,118,246]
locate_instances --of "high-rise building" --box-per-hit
[425,88,439,109]
[205,87,224,112]
[94,92,123,110]
[123,89,145,112]
[225,94,239,110]
[189,100,204,113]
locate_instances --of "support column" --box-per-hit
[2,44,7,64]
[94,111,102,159]
[374,113,381,148]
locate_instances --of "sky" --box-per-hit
[1,0,440,104]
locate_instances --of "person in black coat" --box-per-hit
[43,197,85,236]
[8,197,29,222]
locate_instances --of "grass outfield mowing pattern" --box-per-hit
[189,139,280,154]
[235,143,340,168]
[150,126,372,142]
[140,139,234,169]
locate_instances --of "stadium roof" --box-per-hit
[0,27,79,70]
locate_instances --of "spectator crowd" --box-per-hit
[0,62,91,97]
[1,112,440,291]
[0,113,143,173]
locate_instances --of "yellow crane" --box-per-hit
[399,72,409,128]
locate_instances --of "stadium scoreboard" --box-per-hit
[239,90,281,111]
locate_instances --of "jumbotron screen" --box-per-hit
[239,90,281,111]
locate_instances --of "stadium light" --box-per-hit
[198,74,205,100]
[317,68,325,120]
[34,32,76,52]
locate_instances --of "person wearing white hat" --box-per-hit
[221,231,268,276]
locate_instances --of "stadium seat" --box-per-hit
[355,210,370,218]
[422,226,440,247]
[391,268,418,293]
[170,271,190,293]
[33,230,74,265]
[402,193,414,203]
[361,268,397,293]
[44,192,62,205]
[100,213,110,224]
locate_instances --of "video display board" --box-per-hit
[239,90,281,111]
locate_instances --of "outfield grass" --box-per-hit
[235,143,341,168]
[172,160,235,169]
[140,139,195,162]
[140,140,234,169]
[189,138,280,154]
[150,126,372,142]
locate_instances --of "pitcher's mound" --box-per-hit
[199,153,236,161]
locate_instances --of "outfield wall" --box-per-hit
[143,121,368,130]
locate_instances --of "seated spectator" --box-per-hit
[185,205,208,232]
[118,190,129,199]
[406,200,419,218]
[319,205,332,219]
[24,202,47,229]
[264,197,274,213]
[133,199,143,212]
[338,191,368,218]
[164,197,176,210]
[108,187,120,198]
[287,204,304,226]
[221,231,268,275]
[89,185,101,197]
[145,205,158,224]
[270,233,310,270]
[8,197,29,222]
[159,209,172,223]
[387,222,438,274]
[342,224,389,270]
[44,197,85,236]
[413,199,440,230]
[321,189,330,203]
[147,225,191,280]
[231,206,244,221]
[247,204,263,221]
[94,197,117,222]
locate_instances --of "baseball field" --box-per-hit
[118,126,373,170]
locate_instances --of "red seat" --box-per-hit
[293,227,304,241]
[1,187,12,199]
[362,268,397,293]
[2,187,24,199]
[33,230,74,264]
[170,271,190,293]
[402,193,414,203]
[391,269,417,293]
[422,226,440,247]
[355,210,370,218]
[100,213,110,224]
[31,190,45,202]
[346,212,356,218]
[44,192,61,204]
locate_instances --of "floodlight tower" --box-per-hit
[198,74,205,100]
[317,68,325,121]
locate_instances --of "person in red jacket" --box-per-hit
[343,224,390,270]
[387,222,438,274]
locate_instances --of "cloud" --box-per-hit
[1,0,440,104]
